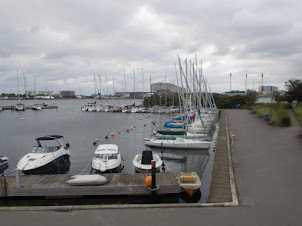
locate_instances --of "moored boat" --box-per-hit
[0,156,9,167]
[15,103,26,111]
[132,150,162,173]
[16,135,70,175]
[91,144,122,173]
[176,172,201,196]
[32,103,43,111]
[145,138,211,149]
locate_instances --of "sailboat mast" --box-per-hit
[133,69,136,101]
[17,69,20,102]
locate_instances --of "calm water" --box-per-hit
[0,99,217,203]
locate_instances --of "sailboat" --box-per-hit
[32,75,43,111]
[15,69,26,111]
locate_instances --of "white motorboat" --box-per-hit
[91,144,122,173]
[132,150,162,173]
[32,103,43,111]
[16,135,70,175]
[0,156,9,167]
[145,138,211,150]
[176,172,201,196]
[15,103,26,111]
[81,102,97,112]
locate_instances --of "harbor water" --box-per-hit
[0,99,217,203]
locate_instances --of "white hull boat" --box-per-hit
[132,150,162,173]
[91,144,122,173]
[15,103,26,111]
[0,156,9,167]
[145,138,211,149]
[16,135,70,175]
[32,103,43,111]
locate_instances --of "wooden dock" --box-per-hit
[1,105,58,110]
[0,173,180,198]
[207,110,233,203]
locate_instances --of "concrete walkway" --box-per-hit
[1,109,302,226]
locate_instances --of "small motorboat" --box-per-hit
[16,135,70,175]
[176,172,201,196]
[91,144,122,173]
[0,156,9,167]
[132,150,162,173]
[15,103,26,111]
[32,103,43,111]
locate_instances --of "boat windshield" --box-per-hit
[31,139,61,153]
[95,154,117,162]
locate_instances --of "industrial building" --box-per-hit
[150,82,185,93]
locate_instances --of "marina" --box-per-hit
[0,97,221,204]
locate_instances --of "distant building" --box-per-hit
[151,82,185,94]
[261,86,278,96]
[60,90,76,98]
[223,90,246,96]
[25,91,36,97]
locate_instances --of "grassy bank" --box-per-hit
[294,103,302,125]
[251,103,291,127]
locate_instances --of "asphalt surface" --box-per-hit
[1,109,302,226]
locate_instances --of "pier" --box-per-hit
[1,105,58,110]
[0,173,180,204]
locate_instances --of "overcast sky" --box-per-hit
[0,0,301,95]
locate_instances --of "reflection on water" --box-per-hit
[180,189,202,203]
[0,99,218,203]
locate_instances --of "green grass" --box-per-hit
[251,103,291,127]
[294,103,302,125]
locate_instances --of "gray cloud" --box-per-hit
[0,0,301,95]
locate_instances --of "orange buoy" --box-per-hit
[110,133,115,136]
[136,117,139,119]
[129,127,133,130]
[133,125,136,128]
[117,131,121,134]
[144,176,152,186]
[95,138,99,142]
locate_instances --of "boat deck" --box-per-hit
[1,173,180,197]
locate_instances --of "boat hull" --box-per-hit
[145,139,211,149]
[22,155,70,175]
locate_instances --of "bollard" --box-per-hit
[15,169,21,188]
[231,135,235,147]
[151,160,156,203]
[0,177,7,197]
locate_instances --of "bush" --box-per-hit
[251,103,291,127]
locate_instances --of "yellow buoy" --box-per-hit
[21,118,25,120]
[133,125,136,128]
[144,176,152,186]
[129,127,133,130]
[110,133,115,136]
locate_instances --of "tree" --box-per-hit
[285,79,302,102]
[272,90,282,103]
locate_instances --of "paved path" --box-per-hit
[1,109,302,226]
